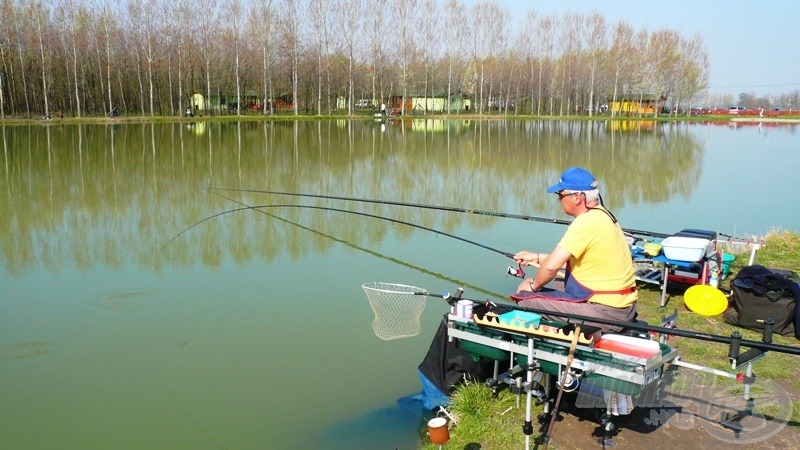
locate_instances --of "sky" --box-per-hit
[463,1,800,99]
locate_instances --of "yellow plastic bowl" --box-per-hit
[684,285,729,317]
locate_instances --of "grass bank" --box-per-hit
[423,229,800,448]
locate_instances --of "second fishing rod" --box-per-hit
[207,187,673,239]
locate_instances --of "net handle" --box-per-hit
[362,283,473,306]
[361,282,434,297]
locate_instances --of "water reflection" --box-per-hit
[0,120,709,273]
[0,341,52,361]
[101,290,156,312]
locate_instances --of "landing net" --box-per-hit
[362,282,428,341]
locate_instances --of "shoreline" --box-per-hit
[731,117,800,123]
[2,113,800,126]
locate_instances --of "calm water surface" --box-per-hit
[2,119,798,449]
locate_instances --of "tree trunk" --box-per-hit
[35,6,50,118]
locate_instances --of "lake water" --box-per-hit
[1,119,798,449]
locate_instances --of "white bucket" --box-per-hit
[456,299,473,319]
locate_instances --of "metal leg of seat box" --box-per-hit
[523,338,534,450]
[660,265,669,307]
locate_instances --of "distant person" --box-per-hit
[510,167,638,332]
[380,102,387,116]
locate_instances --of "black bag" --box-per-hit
[724,265,800,338]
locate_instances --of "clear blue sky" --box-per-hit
[463,1,800,98]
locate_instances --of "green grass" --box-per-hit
[425,378,535,449]
[423,229,800,448]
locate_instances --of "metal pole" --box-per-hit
[524,338,534,450]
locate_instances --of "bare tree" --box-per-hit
[251,0,275,115]
[0,3,9,116]
[515,10,536,114]
[308,0,332,115]
[585,12,607,117]
[470,1,492,113]
[630,28,653,117]
[143,0,159,116]
[392,0,418,115]
[278,0,303,115]
[97,0,117,115]
[648,29,682,116]
[31,0,52,118]
[125,0,147,114]
[197,0,219,115]
[484,3,510,114]
[224,0,243,115]
[0,42,5,118]
[366,0,388,110]
[54,0,88,117]
[418,0,439,114]
[609,21,635,118]
[557,12,581,116]
[443,0,466,114]
[334,0,364,115]
[673,32,709,115]
[536,15,557,115]
[168,0,192,117]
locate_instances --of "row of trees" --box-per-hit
[0,0,713,119]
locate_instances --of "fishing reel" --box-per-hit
[507,263,526,278]
[557,369,581,393]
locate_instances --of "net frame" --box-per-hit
[362,282,429,340]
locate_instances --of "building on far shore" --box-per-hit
[609,94,663,115]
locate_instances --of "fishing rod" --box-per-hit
[162,203,516,260]
[207,187,673,239]
[211,191,506,300]
[510,303,800,357]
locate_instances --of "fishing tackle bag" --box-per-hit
[724,265,800,338]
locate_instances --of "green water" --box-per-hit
[1,119,798,449]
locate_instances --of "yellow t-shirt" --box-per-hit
[557,207,637,308]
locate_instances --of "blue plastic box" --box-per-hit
[498,310,541,328]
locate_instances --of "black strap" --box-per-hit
[589,206,618,224]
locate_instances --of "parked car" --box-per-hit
[691,107,712,115]
[728,106,744,114]
[355,99,372,108]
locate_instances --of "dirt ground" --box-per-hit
[538,367,800,449]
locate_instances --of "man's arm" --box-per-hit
[516,246,571,292]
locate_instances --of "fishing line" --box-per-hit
[162,203,515,259]
[206,187,672,239]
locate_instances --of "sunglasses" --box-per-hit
[556,191,580,202]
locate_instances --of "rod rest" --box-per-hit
[443,287,464,306]
[728,318,773,368]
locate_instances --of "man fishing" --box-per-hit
[511,167,637,332]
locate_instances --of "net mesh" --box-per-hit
[362,282,428,340]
